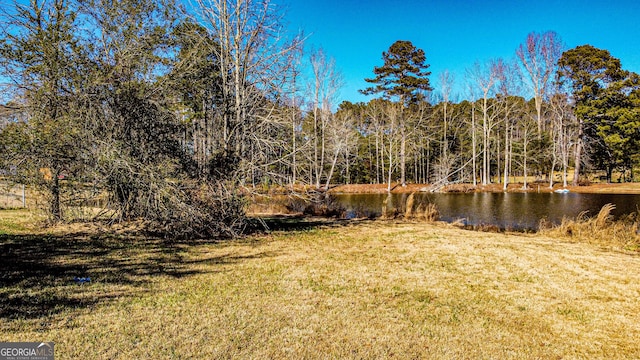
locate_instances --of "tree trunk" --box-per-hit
[523,134,529,190]
[313,77,320,188]
[387,132,393,193]
[563,128,569,187]
[375,133,380,184]
[399,99,406,187]
[573,123,583,186]
[400,127,406,186]
[471,104,477,186]
[536,94,543,134]
[503,120,510,191]
[549,136,557,189]
[387,152,393,193]
[442,100,448,159]
[496,129,501,184]
[325,147,341,190]
[414,152,418,185]
[426,143,430,184]
[50,170,62,222]
[482,97,489,185]
[291,98,297,186]
[380,127,386,185]
[320,112,327,188]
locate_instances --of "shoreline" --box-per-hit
[326,182,640,195]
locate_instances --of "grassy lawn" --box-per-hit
[1,209,640,359]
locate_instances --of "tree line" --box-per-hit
[314,35,640,193]
[1,0,639,233]
[299,35,640,193]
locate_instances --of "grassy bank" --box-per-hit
[2,209,640,358]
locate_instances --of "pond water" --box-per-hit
[332,192,640,231]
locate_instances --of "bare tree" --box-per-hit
[191,0,303,179]
[383,102,402,192]
[464,82,479,186]
[548,93,576,187]
[468,61,498,185]
[287,47,303,186]
[438,70,454,160]
[365,99,388,185]
[518,112,538,190]
[493,58,523,190]
[307,48,343,188]
[324,105,357,189]
[516,31,564,134]
[408,98,435,184]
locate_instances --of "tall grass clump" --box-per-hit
[402,193,439,222]
[404,193,416,218]
[381,193,396,219]
[420,203,439,221]
[541,203,640,251]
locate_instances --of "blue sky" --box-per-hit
[280,0,640,104]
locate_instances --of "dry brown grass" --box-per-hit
[423,202,439,221]
[2,210,640,358]
[330,183,426,194]
[381,194,395,219]
[441,183,477,193]
[404,193,416,218]
[404,193,439,222]
[541,203,640,251]
[413,202,439,222]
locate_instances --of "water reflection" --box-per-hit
[332,192,640,231]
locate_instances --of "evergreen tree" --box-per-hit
[557,45,639,183]
[360,40,432,187]
[0,0,86,221]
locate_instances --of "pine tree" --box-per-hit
[360,40,432,187]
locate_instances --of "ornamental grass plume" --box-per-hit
[541,203,640,251]
[404,193,415,219]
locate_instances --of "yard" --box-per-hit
[1,209,639,359]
